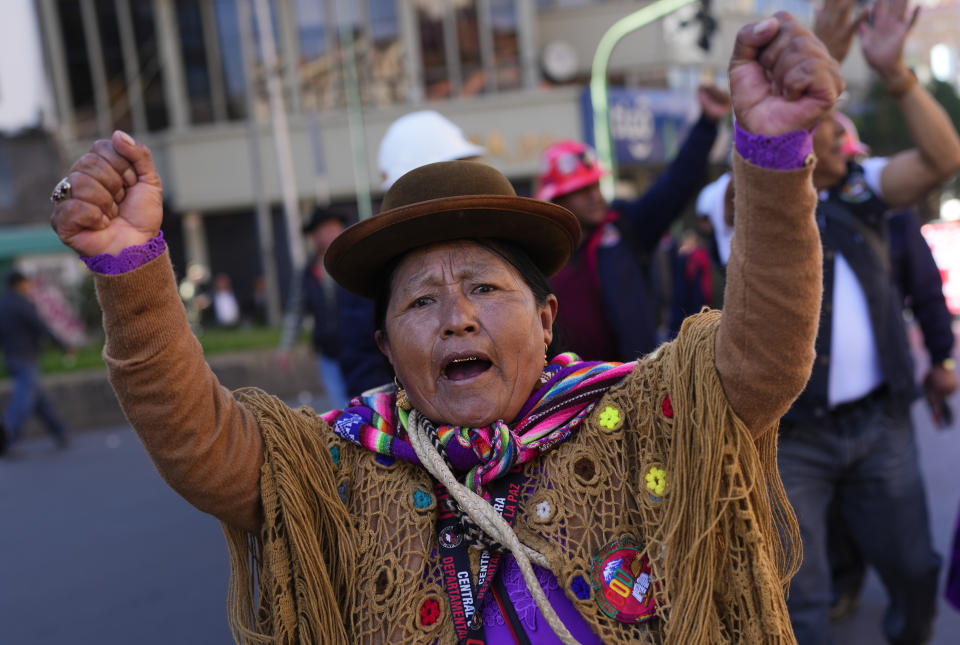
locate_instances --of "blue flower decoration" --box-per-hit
[337,482,348,503]
[329,445,340,467]
[571,575,591,600]
[413,489,433,509]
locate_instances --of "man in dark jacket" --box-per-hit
[780,3,960,642]
[278,209,351,408]
[0,271,69,454]
[536,84,730,361]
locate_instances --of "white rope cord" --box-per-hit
[407,411,582,645]
[406,413,549,569]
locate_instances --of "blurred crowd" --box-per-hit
[4,2,960,644]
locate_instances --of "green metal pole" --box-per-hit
[590,0,697,200]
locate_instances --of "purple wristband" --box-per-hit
[82,232,166,275]
[734,121,813,170]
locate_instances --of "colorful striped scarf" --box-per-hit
[321,352,635,498]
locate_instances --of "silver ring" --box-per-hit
[50,177,71,204]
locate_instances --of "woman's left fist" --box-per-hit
[729,12,844,136]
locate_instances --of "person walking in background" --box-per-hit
[773,2,960,643]
[277,208,350,409]
[210,273,240,328]
[0,271,69,455]
[536,83,730,361]
[336,110,487,396]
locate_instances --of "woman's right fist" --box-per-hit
[51,130,163,258]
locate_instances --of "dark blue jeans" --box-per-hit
[778,396,940,645]
[3,358,66,443]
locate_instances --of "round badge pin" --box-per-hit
[590,536,657,624]
[439,526,462,549]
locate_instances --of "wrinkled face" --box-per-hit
[554,182,607,229]
[813,112,847,189]
[376,241,557,427]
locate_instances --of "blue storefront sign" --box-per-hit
[581,87,699,166]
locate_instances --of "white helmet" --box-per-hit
[377,110,486,189]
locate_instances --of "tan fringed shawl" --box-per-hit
[222,311,800,644]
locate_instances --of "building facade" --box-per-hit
[29,0,814,321]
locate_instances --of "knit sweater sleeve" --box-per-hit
[714,152,822,435]
[95,251,264,532]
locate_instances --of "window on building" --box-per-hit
[95,2,133,132]
[366,0,405,106]
[0,139,14,210]
[130,0,170,131]
[536,0,606,8]
[56,1,96,138]
[176,0,215,124]
[456,3,484,97]
[418,6,452,99]
[213,0,248,120]
[490,0,521,91]
[296,0,337,111]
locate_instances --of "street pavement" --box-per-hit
[2,348,959,644]
[0,427,234,644]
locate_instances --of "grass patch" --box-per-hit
[2,326,287,379]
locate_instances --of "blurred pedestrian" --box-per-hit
[0,271,69,454]
[337,110,487,397]
[536,83,729,361]
[775,2,960,643]
[667,227,721,338]
[277,208,351,409]
[211,273,240,327]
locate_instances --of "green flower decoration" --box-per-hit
[598,406,621,429]
[645,466,667,497]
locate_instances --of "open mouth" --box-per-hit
[441,355,493,382]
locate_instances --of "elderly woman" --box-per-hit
[51,14,839,645]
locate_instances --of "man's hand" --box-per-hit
[926,364,958,397]
[924,364,957,428]
[729,12,844,136]
[860,0,920,83]
[50,130,163,258]
[698,83,732,122]
[813,0,867,63]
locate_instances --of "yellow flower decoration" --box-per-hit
[598,406,621,429]
[645,466,667,497]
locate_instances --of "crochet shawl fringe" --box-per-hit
[223,390,356,644]
[652,312,800,644]
[220,312,800,644]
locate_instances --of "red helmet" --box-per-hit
[536,140,608,202]
[835,112,870,158]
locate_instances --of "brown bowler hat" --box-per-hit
[324,160,581,298]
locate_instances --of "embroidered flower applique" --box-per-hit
[598,406,621,429]
[420,598,441,626]
[413,489,433,509]
[645,467,667,498]
[571,575,591,600]
[535,500,552,521]
[661,396,674,418]
[329,445,340,467]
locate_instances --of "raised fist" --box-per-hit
[50,130,163,258]
[729,12,844,137]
